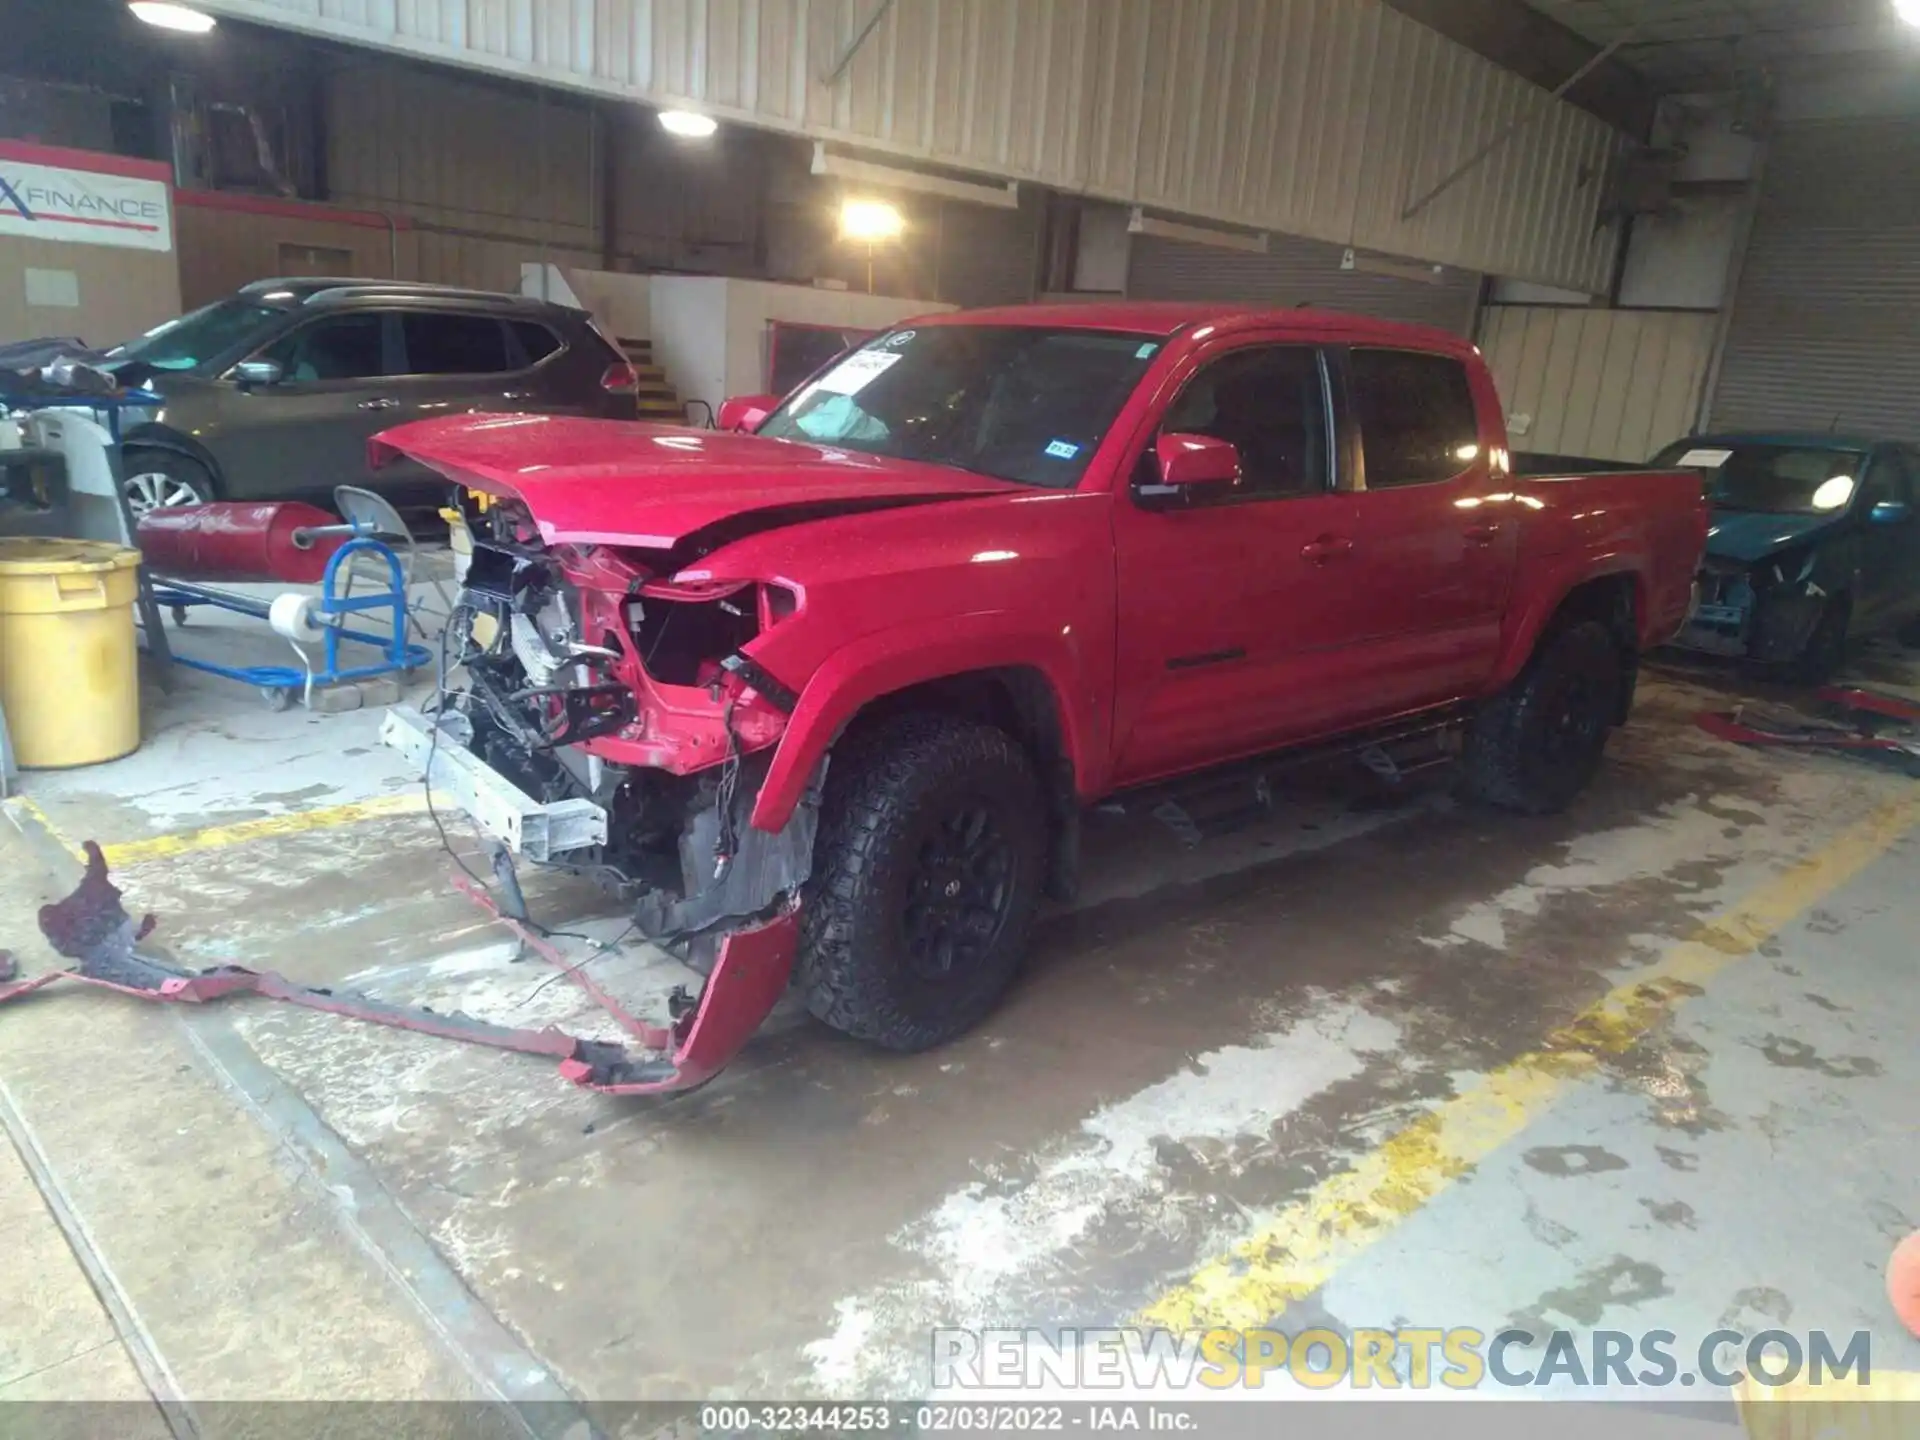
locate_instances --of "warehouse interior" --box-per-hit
[5,0,1920,1431]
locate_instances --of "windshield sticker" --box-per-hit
[814,349,902,395]
[1135,342,1159,359]
[882,330,915,347]
[1044,440,1081,460]
[1676,447,1733,468]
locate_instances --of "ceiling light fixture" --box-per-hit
[839,198,906,243]
[658,110,718,138]
[129,1,218,31]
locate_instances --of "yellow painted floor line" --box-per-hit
[1140,792,1920,1336]
[99,791,430,867]
[1,795,86,864]
[1739,1369,1920,1436]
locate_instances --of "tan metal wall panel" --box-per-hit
[411,229,601,290]
[174,202,416,307]
[0,235,179,349]
[1478,305,1716,463]
[208,0,1621,292]
[1127,230,1481,334]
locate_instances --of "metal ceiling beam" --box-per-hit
[823,0,897,86]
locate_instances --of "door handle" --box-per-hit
[1300,534,1355,565]
[357,397,401,411]
[1464,522,1503,545]
[502,390,535,401]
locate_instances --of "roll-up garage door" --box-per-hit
[934,200,1041,310]
[1711,119,1920,439]
[1127,231,1482,334]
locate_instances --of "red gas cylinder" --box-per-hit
[135,502,350,584]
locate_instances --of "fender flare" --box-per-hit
[748,616,1097,833]
[1490,554,1651,691]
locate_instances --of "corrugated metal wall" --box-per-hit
[1127,231,1482,333]
[1710,119,1920,441]
[323,58,765,291]
[210,0,1622,292]
[1478,305,1717,463]
[325,63,598,254]
[934,197,1041,309]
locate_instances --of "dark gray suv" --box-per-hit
[109,278,640,515]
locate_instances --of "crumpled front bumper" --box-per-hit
[1673,561,1755,657]
[378,701,812,1093]
[3,838,799,1098]
[1672,560,1826,663]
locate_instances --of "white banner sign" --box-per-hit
[0,159,172,253]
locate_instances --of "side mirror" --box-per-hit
[1870,499,1913,526]
[232,359,284,390]
[717,394,780,433]
[1154,432,1241,488]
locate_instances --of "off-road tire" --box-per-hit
[1459,620,1624,815]
[800,713,1046,1051]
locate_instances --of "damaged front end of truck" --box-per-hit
[381,480,824,1093]
[396,483,818,907]
[371,410,1034,1090]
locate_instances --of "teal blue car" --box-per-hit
[1656,434,1920,682]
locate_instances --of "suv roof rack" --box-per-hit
[238,277,556,308]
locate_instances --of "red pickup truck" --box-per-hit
[377,303,1707,1093]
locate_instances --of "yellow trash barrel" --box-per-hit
[0,538,143,768]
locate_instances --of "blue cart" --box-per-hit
[153,532,432,709]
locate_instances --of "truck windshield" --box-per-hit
[109,297,291,372]
[1652,440,1868,516]
[756,325,1161,487]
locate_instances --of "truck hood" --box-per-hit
[370,414,1021,549]
[1704,509,1843,564]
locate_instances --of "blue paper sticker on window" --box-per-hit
[1044,439,1081,460]
[1135,342,1159,359]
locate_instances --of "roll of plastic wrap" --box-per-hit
[268,592,326,644]
[136,501,347,583]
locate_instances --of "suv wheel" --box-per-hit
[1460,620,1624,815]
[800,713,1046,1051]
[123,451,216,518]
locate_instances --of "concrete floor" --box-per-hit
[4,610,1919,1429]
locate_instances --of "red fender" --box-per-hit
[749,615,1100,833]
[1490,555,1652,689]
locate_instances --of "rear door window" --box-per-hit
[510,320,563,365]
[1349,349,1480,489]
[258,314,389,381]
[398,312,513,375]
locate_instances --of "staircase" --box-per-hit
[620,337,690,425]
